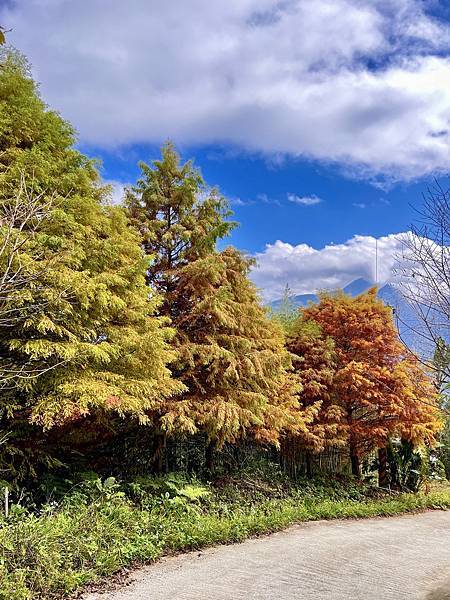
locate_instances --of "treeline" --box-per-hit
[0,49,443,490]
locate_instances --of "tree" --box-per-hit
[0,26,10,46]
[0,50,181,481]
[172,247,311,448]
[286,319,345,447]
[433,338,450,395]
[0,174,56,332]
[126,142,234,308]
[281,318,344,476]
[270,284,298,334]
[301,289,441,479]
[395,181,450,385]
[433,340,450,477]
[0,173,77,395]
[12,203,181,429]
[127,144,310,461]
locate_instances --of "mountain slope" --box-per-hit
[269,278,421,352]
[269,277,375,310]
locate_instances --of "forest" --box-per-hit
[0,47,449,599]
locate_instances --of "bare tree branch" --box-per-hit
[0,173,64,386]
[394,180,450,386]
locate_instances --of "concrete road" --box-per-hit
[83,511,450,600]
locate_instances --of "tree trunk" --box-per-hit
[378,446,388,488]
[305,451,313,478]
[152,433,167,473]
[205,439,216,473]
[350,443,360,477]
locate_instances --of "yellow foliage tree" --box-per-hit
[0,51,181,480]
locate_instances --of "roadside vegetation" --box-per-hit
[1,465,449,600]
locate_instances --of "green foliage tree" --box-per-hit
[127,142,234,309]
[269,284,298,334]
[0,50,181,482]
[127,144,311,458]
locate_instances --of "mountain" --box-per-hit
[270,292,316,311]
[343,278,374,296]
[269,277,375,310]
[269,278,422,352]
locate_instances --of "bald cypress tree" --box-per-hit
[301,290,441,478]
[127,144,310,456]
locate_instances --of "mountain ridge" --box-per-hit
[269,277,421,351]
[269,277,382,310]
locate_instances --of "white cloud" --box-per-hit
[102,179,129,205]
[288,193,322,206]
[3,0,450,179]
[229,196,249,206]
[250,233,406,301]
[257,193,282,206]
[353,202,366,209]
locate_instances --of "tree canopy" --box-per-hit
[0,50,181,456]
[290,289,441,474]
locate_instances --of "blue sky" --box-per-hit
[90,141,426,253]
[2,0,450,300]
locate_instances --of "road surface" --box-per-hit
[83,511,450,600]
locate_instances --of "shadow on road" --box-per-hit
[426,578,450,600]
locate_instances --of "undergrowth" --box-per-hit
[0,467,449,600]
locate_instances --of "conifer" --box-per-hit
[127,144,310,449]
[286,319,345,452]
[298,289,441,476]
[0,50,181,434]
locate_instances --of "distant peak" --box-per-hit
[343,278,374,296]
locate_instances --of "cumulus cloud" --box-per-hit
[250,233,406,301]
[102,179,130,205]
[3,0,450,179]
[288,194,322,206]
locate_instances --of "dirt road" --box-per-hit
[83,511,450,600]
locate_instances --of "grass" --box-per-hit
[0,474,449,600]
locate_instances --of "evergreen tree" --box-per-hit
[0,50,180,480]
[126,142,234,312]
[171,247,310,447]
[127,144,310,452]
[270,284,298,334]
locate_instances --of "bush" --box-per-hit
[0,472,449,599]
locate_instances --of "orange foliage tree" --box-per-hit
[126,143,312,466]
[285,320,345,467]
[295,289,441,479]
